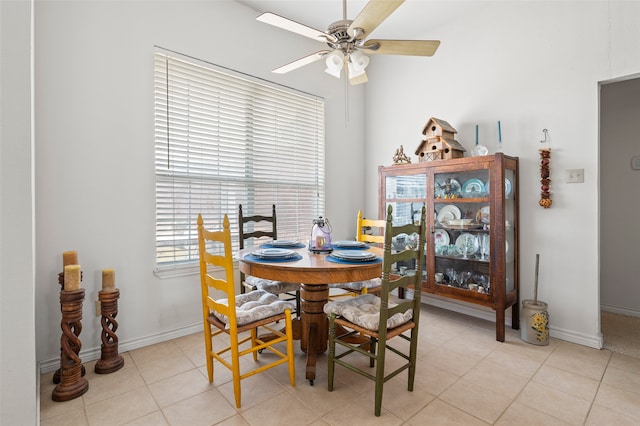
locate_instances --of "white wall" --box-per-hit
[364,0,640,347]
[26,0,640,382]
[34,0,365,370]
[600,77,640,315]
[1,0,38,423]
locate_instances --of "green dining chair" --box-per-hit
[324,204,426,416]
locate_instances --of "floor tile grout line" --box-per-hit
[582,348,614,425]
[41,305,640,425]
[506,340,607,426]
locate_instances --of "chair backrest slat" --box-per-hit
[197,214,237,326]
[239,204,277,248]
[357,210,386,245]
[379,204,426,334]
[238,204,277,286]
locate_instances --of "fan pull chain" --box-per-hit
[344,76,349,126]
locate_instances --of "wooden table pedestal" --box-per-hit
[300,284,329,385]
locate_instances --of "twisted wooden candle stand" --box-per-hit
[52,288,89,401]
[95,289,124,374]
[53,272,85,384]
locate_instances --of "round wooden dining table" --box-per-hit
[237,246,383,384]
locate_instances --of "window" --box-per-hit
[154,49,325,272]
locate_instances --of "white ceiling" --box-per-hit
[236,0,448,41]
[238,1,373,32]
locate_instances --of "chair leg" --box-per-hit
[229,334,242,409]
[374,343,386,417]
[203,324,214,383]
[285,309,296,387]
[251,328,258,362]
[327,314,336,392]
[408,328,419,391]
[369,338,377,368]
[295,290,301,319]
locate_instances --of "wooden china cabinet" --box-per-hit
[378,153,519,341]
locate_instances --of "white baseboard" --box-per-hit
[419,293,602,349]
[549,324,603,349]
[419,293,513,326]
[40,296,608,373]
[601,304,640,318]
[39,323,202,374]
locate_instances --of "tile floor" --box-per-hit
[40,305,640,425]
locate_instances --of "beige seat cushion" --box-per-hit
[214,289,295,327]
[323,294,412,331]
[245,276,299,294]
[328,278,382,291]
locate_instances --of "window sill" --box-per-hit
[154,264,199,279]
[153,262,231,279]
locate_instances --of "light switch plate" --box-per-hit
[632,156,640,170]
[566,168,584,183]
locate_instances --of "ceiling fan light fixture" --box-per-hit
[349,50,370,72]
[257,0,441,83]
[347,60,365,78]
[324,50,344,78]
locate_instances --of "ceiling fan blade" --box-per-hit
[348,0,405,38]
[362,39,441,56]
[349,70,368,86]
[272,50,331,74]
[257,12,337,43]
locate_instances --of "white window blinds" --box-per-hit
[154,50,325,269]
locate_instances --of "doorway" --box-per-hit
[599,75,640,357]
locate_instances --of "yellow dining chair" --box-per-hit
[357,209,386,247]
[239,204,301,317]
[197,214,295,409]
[325,204,426,416]
[330,210,386,298]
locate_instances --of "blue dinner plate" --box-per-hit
[461,178,485,197]
[330,250,377,262]
[333,240,368,249]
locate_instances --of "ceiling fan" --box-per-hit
[256,0,440,85]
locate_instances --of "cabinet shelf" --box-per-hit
[436,227,489,232]
[379,154,519,342]
[434,197,489,203]
[435,255,490,263]
[436,283,492,295]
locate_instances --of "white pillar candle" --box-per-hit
[64,265,81,291]
[63,251,78,267]
[102,269,116,292]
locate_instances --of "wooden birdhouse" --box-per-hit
[416,118,466,161]
[422,117,457,140]
[419,140,444,162]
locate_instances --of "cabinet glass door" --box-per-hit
[384,173,426,226]
[505,168,516,292]
[385,174,426,199]
[433,168,491,295]
[385,173,426,280]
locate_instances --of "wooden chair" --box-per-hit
[239,204,300,317]
[357,209,386,247]
[197,214,295,409]
[325,204,426,416]
[330,210,386,297]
